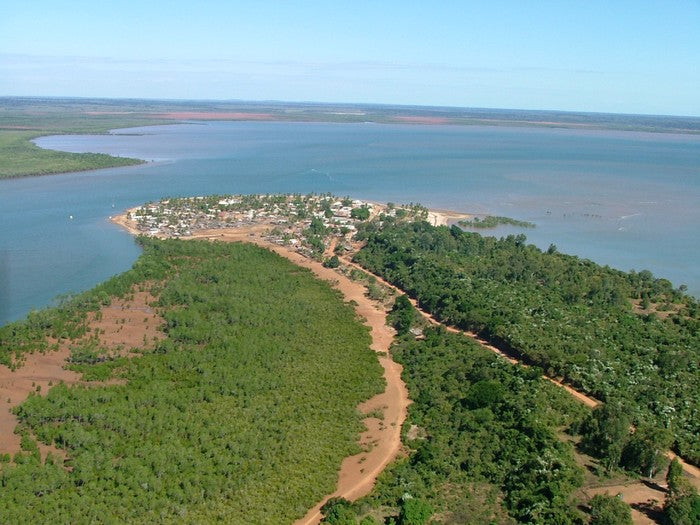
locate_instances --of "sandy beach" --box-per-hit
[426,208,473,226]
[110,207,145,236]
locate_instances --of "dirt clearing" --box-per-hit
[0,291,162,460]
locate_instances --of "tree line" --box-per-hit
[353,221,700,467]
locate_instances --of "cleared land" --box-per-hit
[0,291,162,458]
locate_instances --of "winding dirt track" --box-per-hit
[339,256,600,410]
[190,229,410,525]
[337,256,700,491]
[116,216,699,523]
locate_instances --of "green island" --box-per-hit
[0,238,383,523]
[0,99,179,178]
[0,130,145,179]
[458,215,536,229]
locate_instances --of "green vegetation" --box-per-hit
[588,494,633,525]
[0,238,383,523]
[322,497,361,524]
[458,215,535,229]
[0,130,144,179]
[353,221,700,466]
[0,99,172,178]
[323,255,341,268]
[579,402,672,476]
[386,294,418,336]
[329,323,588,523]
[664,458,700,524]
[350,206,371,221]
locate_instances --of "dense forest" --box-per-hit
[321,323,589,524]
[0,238,384,523]
[353,221,700,467]
[3,210,698,523]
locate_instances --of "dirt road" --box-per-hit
[190,229,410,525]
[338,256,700,492]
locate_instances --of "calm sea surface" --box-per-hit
[1,121,699,325]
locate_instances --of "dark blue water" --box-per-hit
[1,121,698,325]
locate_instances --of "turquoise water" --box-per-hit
[1,121,698,325]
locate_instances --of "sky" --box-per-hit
[2,1,699,116]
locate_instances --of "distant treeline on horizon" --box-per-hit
[2,96,699,134]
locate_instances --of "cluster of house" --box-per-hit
[127,194,385,254]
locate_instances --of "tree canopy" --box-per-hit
[0,238,383,523]
[354,221,700,465]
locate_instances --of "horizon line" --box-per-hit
[2,94,700,121]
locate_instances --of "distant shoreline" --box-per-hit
[4,96,700,180]
[5,96,698,180]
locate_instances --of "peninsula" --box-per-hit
[0,192,696,523]
[112,193,700,524]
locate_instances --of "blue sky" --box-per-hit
[2,1,699,116]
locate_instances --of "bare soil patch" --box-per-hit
[88,290,163,353]
[393,116,450,125]
[631,299,685,320]
[0,346,79,459]
[0,291,163,460]
[583,482,666,525]
[565,432,669,525]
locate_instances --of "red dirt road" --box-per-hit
[115,215,700,523]
[190,229,410,525]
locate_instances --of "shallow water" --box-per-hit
[1,121,698,325]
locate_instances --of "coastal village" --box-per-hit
[124,193,433,260]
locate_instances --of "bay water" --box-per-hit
[1,121,698,325]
